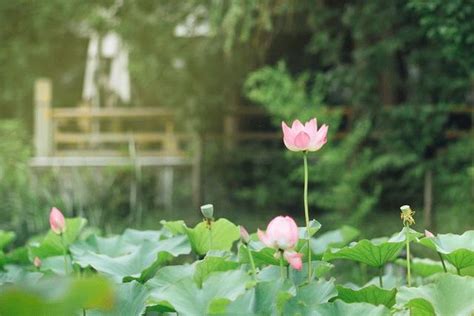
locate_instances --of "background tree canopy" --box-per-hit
[0,0,472,240]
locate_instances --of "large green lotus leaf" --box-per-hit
[29,218,87,258]
[185,218,240,255]
[225,279,295,315]
[283,278,338,314]
[146,264,195,301]
[0,230,15,250]
[3,246,29,265]
[160,220,186,236]
[298,220,322,240]
[39,255,74,276]
[290,260,334,284]
[238,242,280,267]
[121,228,161,243]
[323,228,422,268]
[336,284,397,308]
[0,264,43,285]
[396,258,456,277]
[72,235,190,282]
[88,281,148,316]
[70,234,136,258]
[0,276,114,316]
[460,265,474,277]
[258,261,334,285]
[419,231,474,271]
[145,265,195,313]
[194,255,239,287]
[395,274,474,316]
[149,270,251,315]
[311,226,360,256]
[70,229,161,258]
[309,301,390,316]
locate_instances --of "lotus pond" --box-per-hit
[1,118,473,315]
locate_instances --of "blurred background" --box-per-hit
[0,0,472,243]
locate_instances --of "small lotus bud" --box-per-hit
[33,256,42,268]
[200,204,214,219]
[424,230,434,238]
[240,226,250,244]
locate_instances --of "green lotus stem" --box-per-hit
[456,267,461,276]
[437,252,447,273]
[60,233,68,275]
[279,252,285,280]
[246,245,257,280]
[378,266,384,288]
[208,220,213,251]
[303,153,312,282]
[405,225,411,286]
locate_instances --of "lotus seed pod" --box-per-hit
[200,204,214,219]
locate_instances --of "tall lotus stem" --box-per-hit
[400,205,415,287]
[240,226,257,280]
[378,266,384,288]
[60,233,69,274]
[246,246,257,280]
[303,153,312,281]
[405,225,411,286]
[426,230,448,273]
[279,251,285,279]
[437,253,447,273]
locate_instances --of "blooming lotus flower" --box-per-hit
[282,118,328,152]
[49,207,66,234]
[258,216,302,270]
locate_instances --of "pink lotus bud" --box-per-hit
[49,207,66,234]
[424,230,435,238]
[257,216,299,250]
[282,118,328,152]
[33,256,42,268]
[284,250,303,270]
[240,226,250,244]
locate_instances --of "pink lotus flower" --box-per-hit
[240,226,250,244]
[49,207,66,234]
[282,118,328,152]
[258,216,302,270]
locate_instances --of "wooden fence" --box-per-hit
[30,78,472,224]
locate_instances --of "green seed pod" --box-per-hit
[200,204,214,220]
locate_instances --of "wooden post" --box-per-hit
[423,169,433,229]
[191,133,203,209]
[164,121,178,154]
[160,166,174,212]
[34,78,53,157]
